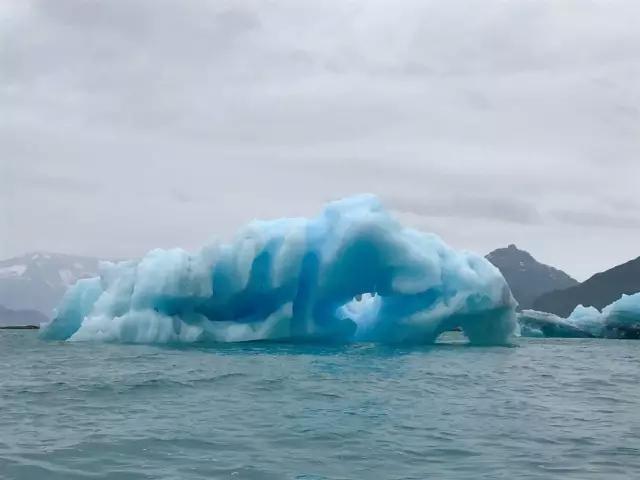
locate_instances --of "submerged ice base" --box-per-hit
[42,195,517,345]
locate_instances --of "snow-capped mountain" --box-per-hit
[0,252,102,317]
[486,244,578,310]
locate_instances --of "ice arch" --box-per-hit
[41,195,516,345]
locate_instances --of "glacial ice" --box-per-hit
[41,195,517,345]
[566,305,604,337]
[518,293,640,339]
[517,310,595,338]
[602,293,640,339]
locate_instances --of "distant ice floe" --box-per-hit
[41,195,516,345]
[518,293,640,339]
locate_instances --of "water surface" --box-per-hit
[1,331,639,479]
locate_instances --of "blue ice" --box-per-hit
[41,195,517,345]
[518,293,640,339]
[517,310,594,338]
[602,293,640,338]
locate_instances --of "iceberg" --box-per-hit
[602,293,640,339]
[566,305,605,337]
[517,310,595,338]
[41,195,517,345]
[518,293,640,339]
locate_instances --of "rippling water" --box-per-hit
[1,331,639,479]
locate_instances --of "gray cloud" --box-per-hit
[552,210,640,230]
[389,195,542,225]
[1,0,640,280]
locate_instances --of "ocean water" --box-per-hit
[1,331,639,480]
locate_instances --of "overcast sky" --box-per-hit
[2,0,639,280]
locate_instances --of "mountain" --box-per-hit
[533,256,640,317]
[0,304,49,327]
[486,244,578,310]
[0,252,101,316]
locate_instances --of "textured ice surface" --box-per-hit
[517,310,594,338]
[41,195,516,345]
[603,293,640,319]
[519,293,640,339]
[566,305,605,337]
[602,293,640,338]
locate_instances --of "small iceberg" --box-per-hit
[602,293,640,339]
[518,292,640,339]
[518,310,595,338]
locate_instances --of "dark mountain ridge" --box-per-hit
[486,244,578,310]
[533,256,640,317]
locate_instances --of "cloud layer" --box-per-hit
[2,0,639,280]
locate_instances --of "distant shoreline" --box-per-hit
[0,325,40,330]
